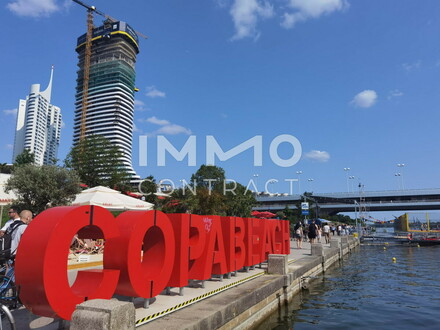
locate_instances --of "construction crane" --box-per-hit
[72,0,147,141]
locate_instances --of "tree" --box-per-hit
[224,182,256,217]
[65,135,131,189]
[5,164,81,214]
[188,187,226,215]
[277,206,296,223]
[138,175,158,204]
[0,163,13,174]
[190,165,225,191]
[14,149,35,167]
[159,188,191,214]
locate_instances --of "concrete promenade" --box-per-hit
[9,236,359,329]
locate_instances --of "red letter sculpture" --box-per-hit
[104,210,175,298]
[15,206,120,320]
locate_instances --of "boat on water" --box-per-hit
[393,213,440,246]
[407,237,440,246]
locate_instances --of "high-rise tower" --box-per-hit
[73,20,140,181]
[13,67,62,165]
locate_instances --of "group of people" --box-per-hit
[292,220,353,249]
[1,207,33,259]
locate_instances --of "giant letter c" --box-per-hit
[15,206,120,320]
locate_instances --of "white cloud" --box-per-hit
[146,86,166,98]
[134,99,149,111]
[61,120,65,128]
[146,116,170,126]
[139,116,192,136]
[2,109,17,116]
[304,150,330,162]
[215,0,230,8]
[132,123,141,133]
[350,90,377,108]
[388,89,403,100]
[281,0,349,29]
[7,0,59,17]
[156,124,192,136]
[5,144,13,150]
[402,60,421,72]
[225,0,348,40]
[230,0,274,40]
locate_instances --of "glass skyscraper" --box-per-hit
[73,20,140,181]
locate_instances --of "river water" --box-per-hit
[258,244,440,329]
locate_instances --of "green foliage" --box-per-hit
[5,164,81,214]
[0,163,13,174]
[224,182,256,217]
[190,165,225,191]
[14,149,35,167]
[157,165,256,217]
[326,214,355,224]
[1,207,8,227]
[139,175,159,204]
[159,188,192,214]
[187,187,226,215]
[276,206,296,223]
[65,135,131,189]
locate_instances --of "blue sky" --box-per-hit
[1,0,440,207]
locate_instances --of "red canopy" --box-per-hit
[251,211,276,219]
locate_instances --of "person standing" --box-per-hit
[323,223,331,244]
[9,210,33,258]
[0,207,20,236]
[317,224,322,243]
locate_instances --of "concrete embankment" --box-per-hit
[138,236,359,330]
[11,236,359,329]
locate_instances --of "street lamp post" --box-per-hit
[307,178,314,192]
[394,173,402,190]
[354,200,360,235]
[397,163,405,190]
[296,170,303,194]
[348,176,355,193]
[344,168,351,193]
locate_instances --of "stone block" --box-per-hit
[283,274,291,287]
[311,243,324,256]
[341,236,349,245]
[70,299,135,330]
[330,238,339,249]
[267,254,288,275]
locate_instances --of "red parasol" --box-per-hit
[251,211,276,219]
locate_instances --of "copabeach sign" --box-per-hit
[15,206,290,320]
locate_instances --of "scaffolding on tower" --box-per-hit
[72,0,147,141]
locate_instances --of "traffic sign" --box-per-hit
[301,202,309,210]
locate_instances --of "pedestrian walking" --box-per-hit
[293,221,303,249]
[323,223,331,244]
[308,220,318,244]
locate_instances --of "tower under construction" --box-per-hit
[73,20,140,181]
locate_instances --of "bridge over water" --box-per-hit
[254,188,440,215]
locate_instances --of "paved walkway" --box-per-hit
[10,238,335,329]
